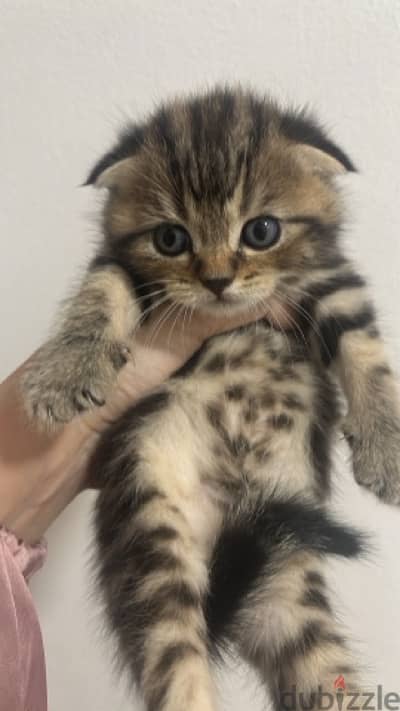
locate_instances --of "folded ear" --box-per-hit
[84,154,137,189]
[84,123,145,188]
[280,108,356,177]
[291,143,350,177]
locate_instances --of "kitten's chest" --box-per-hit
[170,325,323,501]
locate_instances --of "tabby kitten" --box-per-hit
[23,87,400,710]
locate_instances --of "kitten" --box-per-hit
[22,87,400,710]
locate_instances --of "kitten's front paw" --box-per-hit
[22,338,131,429]
[343,416,400,505]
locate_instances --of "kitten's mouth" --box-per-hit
[167,287,273,316]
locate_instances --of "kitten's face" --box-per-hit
[90,89,352,317]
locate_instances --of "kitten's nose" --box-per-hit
[201,277,233,296]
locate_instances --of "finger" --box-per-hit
[194,297,295,340]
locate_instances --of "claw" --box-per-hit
[82,389,105,407]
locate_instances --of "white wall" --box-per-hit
[1,1,400,708]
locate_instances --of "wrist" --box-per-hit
[0,365,99,543]
[0,418,96,544]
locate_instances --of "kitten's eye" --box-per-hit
[153,224,190,256]
[241,216,281,251]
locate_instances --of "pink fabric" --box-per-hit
[0,527,47,711]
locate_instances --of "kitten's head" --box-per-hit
[87,87,354,317]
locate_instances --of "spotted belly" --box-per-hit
[171,323,339,505]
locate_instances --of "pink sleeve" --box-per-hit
[0,527,47,711]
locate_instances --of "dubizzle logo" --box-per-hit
[280,676,400,710]
[334,675,346,692]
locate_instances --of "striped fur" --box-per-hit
[21,86,400,709]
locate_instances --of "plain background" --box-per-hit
[1,1,400,708]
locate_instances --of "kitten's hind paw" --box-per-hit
[343,416,400,506]
[21,338,131,430]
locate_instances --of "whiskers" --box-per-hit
[237,279,333,363]
[146,301,179,347]
[273,285,333,361]
[128,275,334,361]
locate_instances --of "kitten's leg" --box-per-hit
[96,485,216,711]
[22,262,140,427]
[236,552,363,710]
[94,403,219,711]
[303,264,400,504]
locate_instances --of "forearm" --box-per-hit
[307,267,392,411]
[301,261,400,502]
[21,263,142,427]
